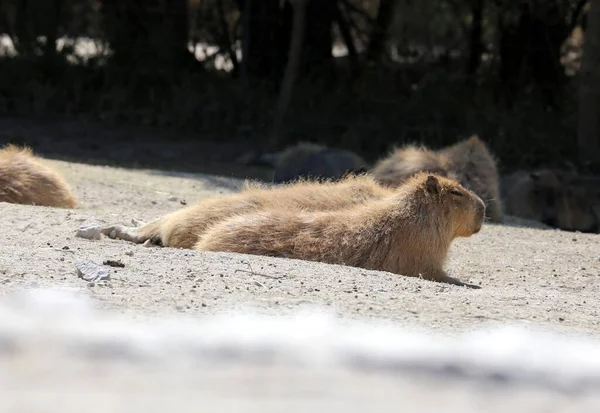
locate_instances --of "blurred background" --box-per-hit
[0,0,597,174]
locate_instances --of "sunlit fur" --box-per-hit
[196,173,486,285]
[102,174,393,248]
[372,135,502,223]
[0,144,77,209]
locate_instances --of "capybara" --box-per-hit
[372,135,503,223]
[0,144,77,209]
[556,174,600,233]
[272,142,369,184]
[502,169,600,233]
[196,173,486,286]
[501,169,565,227]
[101,174,393,249]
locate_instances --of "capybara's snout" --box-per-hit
[472,196,486,233]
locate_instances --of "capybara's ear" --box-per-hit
[425,175,440,194]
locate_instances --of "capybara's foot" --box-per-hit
[443,275,481,289]
[101,223,145,244]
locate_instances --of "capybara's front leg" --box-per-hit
[101,218,163,246]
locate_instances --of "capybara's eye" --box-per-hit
[450,189,463,196]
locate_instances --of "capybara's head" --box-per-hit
[509,169,566,227]
[555,180,600,233]
[411,172,486,238]
[528,169,565,227]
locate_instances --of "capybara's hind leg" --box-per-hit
[101,218,163,246]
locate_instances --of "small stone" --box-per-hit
[75,224,102,240]
[103,259,125,268]
[168,196,179,202]
[125,251,134,257]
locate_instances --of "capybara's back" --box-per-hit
[371,144,449,188]
[273,142,369,184]
[135,173,392,249]
[0,145,77,209]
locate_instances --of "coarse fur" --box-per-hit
[501,169,566,227]
[371,144,450,187]
[555,174,600,233]
[372,136,503,223]
[196,173,486,286]
[273,142,369,184]
[0,144,77,209]
[101,174,393,249]
[502,169,600,233]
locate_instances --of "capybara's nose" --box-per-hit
[477,197,486,218]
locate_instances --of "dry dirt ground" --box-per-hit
[0,117,599,411]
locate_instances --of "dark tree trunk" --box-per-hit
[525,1,569,109]
[496,3,529,108]
[15,0,35,55]
[43,0,63,61]
[578,0,600,166]
[496,1,570,109]
[238,0,335,83]
[466,0,484,75]
[102,0,191,71]
[240,0,292,82]
[302,0,336,76]
[367,0,397,62]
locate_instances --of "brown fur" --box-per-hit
[196,173,486,286]
[501,169,565,227]
[502,169,600,233]
[0,144,77,209]
[556,174,600,233]
[101,174,394,249]
[372,135,503,222]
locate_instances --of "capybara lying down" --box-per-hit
[101,173,393,249]
[196,172,486,287]
[0,144,77,209]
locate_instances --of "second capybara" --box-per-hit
[372,135,503,222]
[272,142,369,184]
[196,173,486,286]
[0,144,77,209]
[101,173,393,249]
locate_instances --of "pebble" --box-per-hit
[168,196,179,202]
[75,224,102,240]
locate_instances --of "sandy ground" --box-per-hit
[0,146,599,411]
